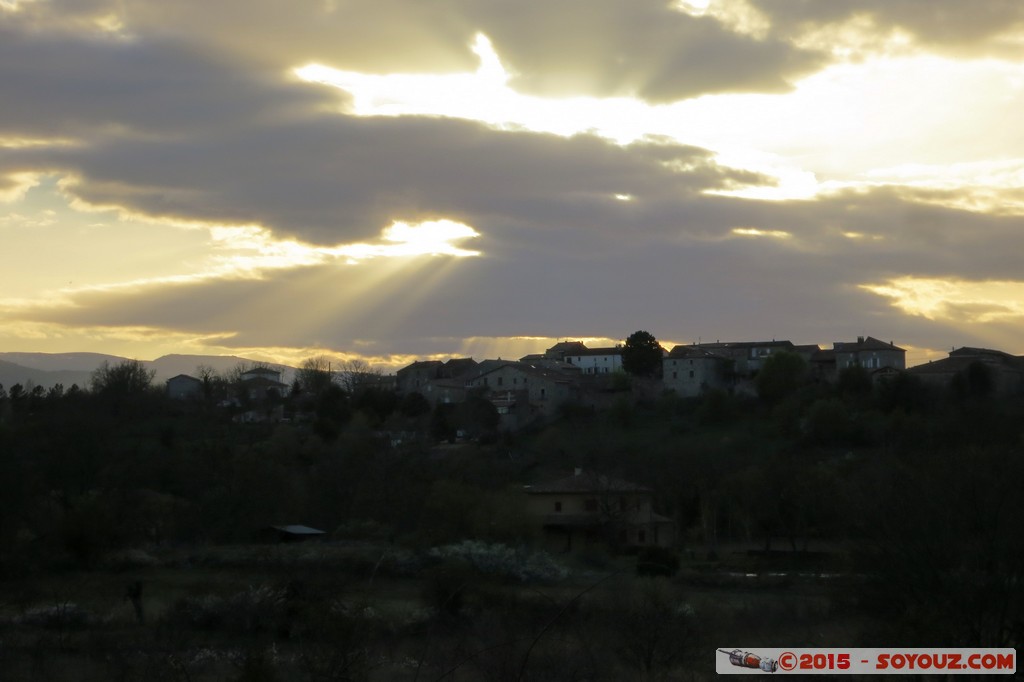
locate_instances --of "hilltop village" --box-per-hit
[164,334,1023,431]
[2,332,1023,679]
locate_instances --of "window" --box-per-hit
[638,530,646,544]
[689,370,694,378]
[672,371,677,379]
[554,501,562,512]
[585,498,598,512]
[497,377,503,386]
[540,388,546,398]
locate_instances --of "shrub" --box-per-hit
[18,602,93,629]
[636,546,680,577]
[166,585,288,634]
[427,540,568,583]
[421,559,477,617]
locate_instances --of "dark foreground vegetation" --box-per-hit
[0,359,1021,680]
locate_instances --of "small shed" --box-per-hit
[263,524,326,543]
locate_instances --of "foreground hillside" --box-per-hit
[0,366,1021,679]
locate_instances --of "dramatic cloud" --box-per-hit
[2,0,1024,366]
[10,181,1024,366]
[751,0,1024,56]
[6,0,824,103]
[0,19,765,245]
[450,0,824,101]
[0,24,336,139]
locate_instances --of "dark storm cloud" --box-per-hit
[0,24,338,139]
[454,0,824,101]
[11,114,764,245]
[15,184,1024,359]
[751,0,1024,54]
[0,15,768,243]
[10,0,823,103]
[4,1,1022,360]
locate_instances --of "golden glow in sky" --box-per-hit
[296,35,1024,205]
[861,277,1024,324]
[4,1,1024,368]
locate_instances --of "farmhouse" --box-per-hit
[525,469,675,553]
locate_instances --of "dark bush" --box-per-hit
[636,546,680,577]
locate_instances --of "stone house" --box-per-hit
[693,340,796,377]
[563,346,624,375]
[833,336,906,373]
[395,360,444,394]
[908,346,1024,395]
[466,361,578,419]
[542,341,589,362]
[396,358,479,402]
[662,346,730,397]
[525,470,676,553]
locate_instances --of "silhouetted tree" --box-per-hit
[399,391,431,418]
[297,355,335,396]
[756,351,807,404]
[456,391,500,439]
[336,358,382,394]
[875,370,929,413]
[90,359,156,416]
[90,359,154,396]
[952,360,994,401]
[621,330,664,378]
[837,364,872,400]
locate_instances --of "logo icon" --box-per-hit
[719,649,779,673]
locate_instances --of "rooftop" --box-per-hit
[526,470,651,494]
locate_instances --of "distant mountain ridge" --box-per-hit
[0,352,293,390]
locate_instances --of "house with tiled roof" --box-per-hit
[396,357,482,404]
[435,357,475,379]
[466,361,579,420]
[908,347,1024,395]
[694,340,796,377]
[544,340,589,361]
[833,336,905,372]
[395,360,444,394]
[563,346,623,375]
[662,345,730,397]
[524,469,676,552]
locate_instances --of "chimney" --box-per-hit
[857,336,864,344]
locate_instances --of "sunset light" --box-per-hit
[3,0,1024,367]
[4,3,1024,668]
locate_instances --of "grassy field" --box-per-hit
[0,541,866,681]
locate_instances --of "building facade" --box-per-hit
[525,470,675,553]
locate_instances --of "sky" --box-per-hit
[3,0,1024,370]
